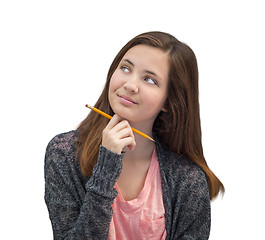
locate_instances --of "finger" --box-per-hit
[111,119,131,134]
[118,127,136,151]
[116,127,134,140]
[104,114,124,130]
[120,137,136,151]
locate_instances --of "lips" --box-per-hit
[119,95,137,104]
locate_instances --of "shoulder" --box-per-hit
[44,130,86,182]
[156,138,204,176]
[45,130,78,164]
[156,138,208,194]
[46,130,77,153]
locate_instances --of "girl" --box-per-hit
[45,31,224,240]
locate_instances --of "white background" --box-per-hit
[1,0,264,239]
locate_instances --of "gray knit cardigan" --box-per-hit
[44,130,210,239]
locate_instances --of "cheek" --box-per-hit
[142,89,167,112]
[109,71,122,92]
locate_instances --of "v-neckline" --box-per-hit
[114,148,158,207]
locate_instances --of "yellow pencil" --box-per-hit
[85,104,155,142]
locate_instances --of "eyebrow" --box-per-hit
[121,58,161,80]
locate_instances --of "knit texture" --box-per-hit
[44,130,211,239]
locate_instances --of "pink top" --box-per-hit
[108,148,166,240]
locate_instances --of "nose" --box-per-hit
[123,75,139,94]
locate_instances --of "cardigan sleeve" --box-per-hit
[44,132,123,240]
[173,164,211,240]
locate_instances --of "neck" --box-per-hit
[123,129,155,162]
[129,120,154,140]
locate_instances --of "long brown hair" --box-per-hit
[76,31,225,200]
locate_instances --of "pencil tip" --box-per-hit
[149,137,155,142]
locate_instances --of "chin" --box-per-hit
[114,108,132,120]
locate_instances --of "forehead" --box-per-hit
[122,44,169,78]
[123,44,168,63]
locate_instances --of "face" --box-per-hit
[108,44,169,127]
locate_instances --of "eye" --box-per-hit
[145,77,157,85]
[121,66,130,73]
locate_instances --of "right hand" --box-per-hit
[102,114,136,154]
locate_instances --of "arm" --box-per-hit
[44,134,123,240]
[173,166,211,240]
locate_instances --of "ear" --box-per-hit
[161,100,169,112]
[161,106,168,112]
